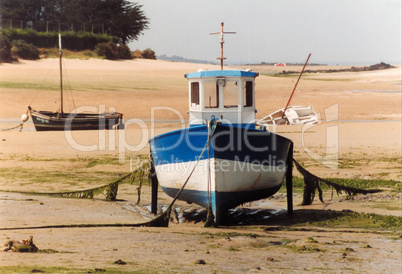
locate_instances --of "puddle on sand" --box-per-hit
[224,208,286,225]
[121,201,286,225]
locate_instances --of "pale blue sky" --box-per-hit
[129,0,401,65]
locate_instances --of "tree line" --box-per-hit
[0,28,156,62]
[0,0,149,44]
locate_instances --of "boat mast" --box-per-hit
[59,33,63,115]
[210,22,236,70]
[282,53,311,118]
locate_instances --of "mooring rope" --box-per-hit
[0,123,218,230]
[0,123,24,132]
[0,161,153,202]
[0,162,168,230]
[1,109,29,132]
[155,121,219,227]
[0,172,131,201]
[0,124,383,230]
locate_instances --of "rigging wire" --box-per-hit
[28,58,58,107]
[247,17,251,69]
[61,58,76,112]
[247,4,251,69]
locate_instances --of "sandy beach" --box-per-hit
[0,59,401,272]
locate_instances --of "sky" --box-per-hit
[129,0,401,65]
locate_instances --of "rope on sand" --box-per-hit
[0,162,150,202]
[1,111,28,132]
[0,161,171,230]
[0,158,384,230]
[0,159,204,230]
[1,123,24,132]
[0,124,217,230]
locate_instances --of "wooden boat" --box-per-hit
[257,54,318,126]
[256,105,318,126]
[28,107,123,131]
[28,34,123,131]
[149,23,293,225]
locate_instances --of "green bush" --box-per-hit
[0,34,13,62]
[141,48,156,59]
[132,49,143,58]
[0,28,118,51]
[95,41,132,60]
[11,40,40,60]
[95,41,118,60]
[117,44,133,59]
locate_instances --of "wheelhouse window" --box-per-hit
[223,81,239,108]
[191,82,200,105]
[243,81,253,107]
[204,81,219,108]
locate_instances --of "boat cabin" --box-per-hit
[185,69,259,128]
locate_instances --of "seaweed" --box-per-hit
[293,159,383,205]
[1,157,387,230]
[2,162,150,201]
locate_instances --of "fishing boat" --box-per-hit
[149,23,293,224]
[28,107,124,131]
[27,34,123,131]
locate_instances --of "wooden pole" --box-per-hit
[282,53,311,118]
[286,143,294,215]
[219,22,224,70]
[150,158,158,215]
[59,34,63,115]
[210,22,235,70]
